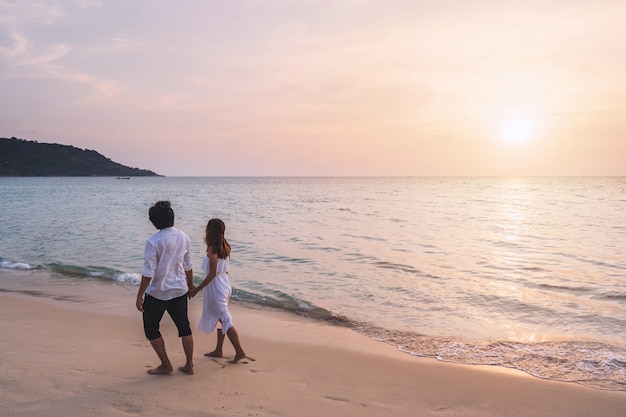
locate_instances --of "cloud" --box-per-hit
[0,30,69,74]
[86,36,144,55]
[73,0,103,8]
[19,38,70,66]
[0,30,27,57]
[0,0,66,27]
[0,29,118,95]
[0,2,121,100]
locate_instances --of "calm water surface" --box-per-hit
[1,176,625,390]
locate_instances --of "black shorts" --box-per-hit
[142,293,192,340]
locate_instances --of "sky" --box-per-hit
[1,0,625,176]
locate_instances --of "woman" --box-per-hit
[189,218,246,363]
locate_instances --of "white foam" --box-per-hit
[115,273,141,285]
[1,261,35,270]
[297,300,314,311]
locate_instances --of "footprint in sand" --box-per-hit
[207,356,256,366]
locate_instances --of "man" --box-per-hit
[136,201,195,375]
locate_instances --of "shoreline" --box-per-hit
[1,274,625,417]
[2,266,625,391]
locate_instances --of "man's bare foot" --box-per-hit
[147,364,173,375]
[203,350,223,358]
[229,352,246,364]
[178,365,194,375]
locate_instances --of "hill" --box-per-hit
[0,137,160,176]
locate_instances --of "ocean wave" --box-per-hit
[228,284,626,391]
[373,260,422,275]
[594,291,626,302]
[229,282,626,392]
[536,282,593,294]
[231,287,350,324]
[1,258,142,286]
[349,323,626,391]
[258,253,315,265]
[48,264,142,286]
[1,259,38,270]
[231,285,626,391]
[46,263,127,281]
[114,273,142,285]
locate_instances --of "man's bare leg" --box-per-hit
[147,337,173,374]
[204,330,225,357]
[178,334,194,375]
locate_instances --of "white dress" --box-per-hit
[198,256,233,334]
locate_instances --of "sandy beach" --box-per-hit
[1,280,625,417]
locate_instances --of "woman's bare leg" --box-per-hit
[204,330,225,357]
[226,327,246,363]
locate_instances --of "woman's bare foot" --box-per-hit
[229,352,246,364]
[178,365,194,375]
[203,350,223,358]
[147,364,173,375]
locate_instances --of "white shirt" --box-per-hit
[142,227,192,300]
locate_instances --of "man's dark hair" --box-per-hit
[149,201,175,229]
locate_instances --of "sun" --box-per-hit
[499,117,533,144]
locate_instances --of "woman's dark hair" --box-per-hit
[149,201,175,229]
[205,218,230,259]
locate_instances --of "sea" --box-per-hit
[0,176,625,391]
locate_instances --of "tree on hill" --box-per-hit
[0,137,160,176]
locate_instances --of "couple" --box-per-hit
[135,201,245,375]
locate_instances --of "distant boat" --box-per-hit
[116,177,131,180]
